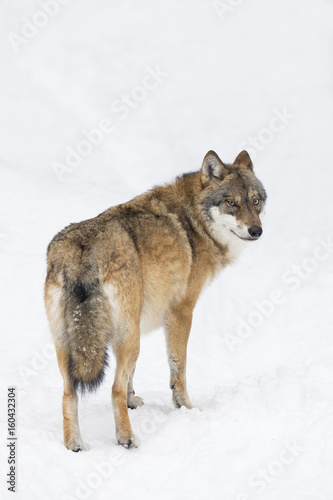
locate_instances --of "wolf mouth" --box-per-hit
[231,230,259,241]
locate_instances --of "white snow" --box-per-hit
[1,0,333,499]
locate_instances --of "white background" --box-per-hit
[1,0,333,499]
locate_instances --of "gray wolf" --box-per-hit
[44,150,267,451]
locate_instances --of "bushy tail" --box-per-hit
[64,274,111,393]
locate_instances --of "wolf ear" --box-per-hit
[201,151,226,185]
[234,150,253,170]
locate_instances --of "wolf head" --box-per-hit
[200,150,267,247]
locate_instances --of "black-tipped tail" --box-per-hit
[68,348,109,394]
[64,277,111,394]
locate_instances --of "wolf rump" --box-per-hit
[44,150,266,451]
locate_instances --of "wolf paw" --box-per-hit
[172,390,193,410]
[127,395,144,409]
[118,434,140,449]
[66,440,90,452]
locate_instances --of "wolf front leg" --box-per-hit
[112,331,141,448]
[164,303,194,409]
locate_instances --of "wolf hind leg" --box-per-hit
[127,365,144,409]
[112,330,141,448]
[56,344,89,452]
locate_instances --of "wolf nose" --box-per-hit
[248,225,263,238]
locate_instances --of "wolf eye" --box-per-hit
[253,198,260,205]
[227,200,236,207]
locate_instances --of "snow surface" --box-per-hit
[1,0,333,499]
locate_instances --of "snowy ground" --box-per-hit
[1,0,333,499]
